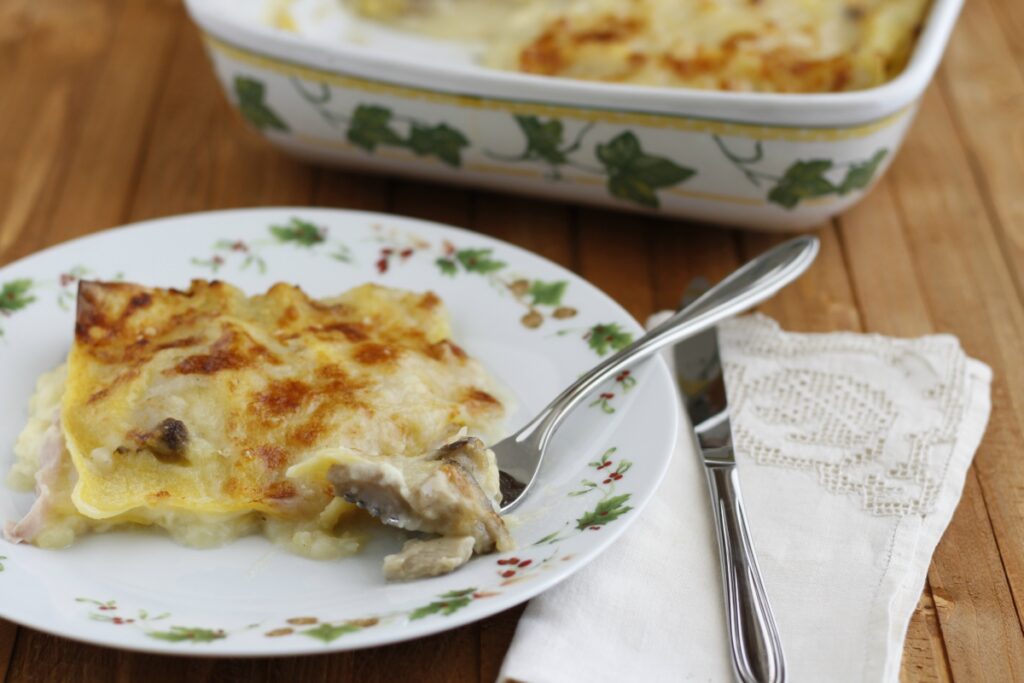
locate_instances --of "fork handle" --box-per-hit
[706,463,786,683]
[516,236,819,455]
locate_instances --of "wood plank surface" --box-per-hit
[1,0,1023,681]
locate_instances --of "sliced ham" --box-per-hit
[4,414,67,544]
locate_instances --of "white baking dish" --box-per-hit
[184,0,963,230]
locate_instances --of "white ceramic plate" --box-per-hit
[0,208,679,655]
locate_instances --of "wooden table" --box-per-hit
[2,0,1023,680]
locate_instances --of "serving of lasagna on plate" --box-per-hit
[335,0,932,92]
[4,278,512,580]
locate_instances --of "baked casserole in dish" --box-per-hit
[185,0,963,229]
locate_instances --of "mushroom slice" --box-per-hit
[383,536,476,581]
[325,437,514,559]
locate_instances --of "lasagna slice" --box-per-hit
[5,279,510,576]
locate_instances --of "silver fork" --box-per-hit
[497,235,819,512]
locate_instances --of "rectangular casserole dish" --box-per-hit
[184,0,964,231]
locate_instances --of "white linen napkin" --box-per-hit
[499,313,992,683]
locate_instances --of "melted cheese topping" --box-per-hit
[8,280,505,557]
[346,0,931,92]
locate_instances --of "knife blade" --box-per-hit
[675,292,787,683]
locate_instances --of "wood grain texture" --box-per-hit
[885,81,1024,681]
[940,0,1024,302]
[0,0,118,264]
[2,0,1024,680]
[840,174,956,683]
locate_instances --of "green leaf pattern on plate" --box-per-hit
[527,280,567,307]
[191,220,349,274]
[585,323,634,356]
[301,622,365,643]
[575,494,634,530]
[0,279,36,338]
[409,588,477,620]
[537,448,635,544]
[147,627,228,643]
[0,279,35,314]
[270,217,328,246]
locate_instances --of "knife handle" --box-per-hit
[706,463,787,683]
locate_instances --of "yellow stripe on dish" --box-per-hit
[204,34,909,143]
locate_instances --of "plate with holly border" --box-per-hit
[0,207,679,655]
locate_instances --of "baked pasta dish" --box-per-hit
[342,0,931,92]
[4,279,512,580]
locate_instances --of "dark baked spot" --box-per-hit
[254,445,289,470]
[129,292,152,310]
[265,481,297,500]
[354,342,400,365]
[447,340,467,358]
[74,281,166,348]
[278,305,300,326]
[427,340,468,362]
[86,367,141,404]
[74,282,109,341]
[287,421,324,446]
[464,388,501,410]
[252,379,310,417]
[519,16,644,75]
[173,329,278,375]
[418,292,441,309]
[155,336,202,351]
[174,351,246,375]
[318,322,369,342]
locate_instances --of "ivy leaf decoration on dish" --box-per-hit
[407,123,470,167]
[409,588,476,620]
[575,494,633,530]
[347,105,404,152]
[585,323,633,356]
[0,279,35,314]
[270,218,326,246]
[233,77,288,132]
[528,280,567,306]
[515,116,571,166]
[837,149,888,195]
[596,132,695,208]
[146,626,227,643]
[767,160,836,209]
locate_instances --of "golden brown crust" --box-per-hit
[503,0,927,92]
[62,280,504,519]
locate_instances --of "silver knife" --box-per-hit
[676,283,787,683]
